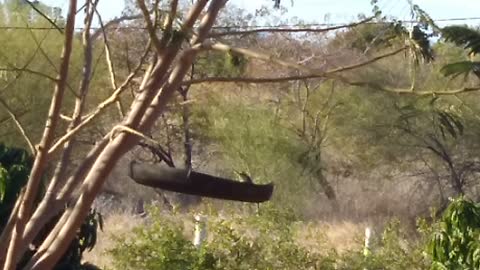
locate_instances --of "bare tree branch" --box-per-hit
[91,14,144,40]
[2,0,78,268]
[94,5,125,118]
[0,190,24,266]
[39,0,98,221]
[0,96,35,155]
[26,1,217,268]
[208,16,374,37]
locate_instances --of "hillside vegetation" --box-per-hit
[2,0,480,269]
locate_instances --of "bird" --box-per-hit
[234,170,253,184]
[273,0,280,8]
[234,170,260,214]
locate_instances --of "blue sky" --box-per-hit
[41,0,480,27]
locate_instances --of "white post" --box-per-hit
[193,214,207,247]
[364,227,372,270]
[364,227,372,256]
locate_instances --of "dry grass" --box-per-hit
[295,221,365,255]
[82,212,146,268]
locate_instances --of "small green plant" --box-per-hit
[429,197,480,270]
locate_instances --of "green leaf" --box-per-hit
[440,61,480,79]
[442,26,480,55]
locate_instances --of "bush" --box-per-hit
[428,197,480,270]
[108,205,326,270]
[108,208,215,270]
[108,197,480,270]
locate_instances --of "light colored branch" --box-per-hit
[39,0,97,219]
[207,41,313,72]
[3,0,78,268]
[0,96,35,154]
[94,5,125,118]
[208,16,374,37]
[183,42,480,96]
[325,46,408,74]
[0,70,37,156]
[91,14,144,40]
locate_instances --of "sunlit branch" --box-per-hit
[3,0,79,268]
[94,5,125,118]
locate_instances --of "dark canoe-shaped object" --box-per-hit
[128,161,274,203]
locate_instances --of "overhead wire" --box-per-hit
[0,15,477,31]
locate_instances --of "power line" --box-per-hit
[0,16,478,31]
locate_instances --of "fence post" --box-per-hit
[363,227,372,269]
[193,214,207,247]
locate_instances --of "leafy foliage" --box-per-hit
[440,61,480,79]
[0,143,33,229]
[429,197,480,270]
[440,26,480,80]
[442,26,480,55]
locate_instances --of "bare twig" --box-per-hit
[94,6,125,117]
[208,16,374,37]
[0,96,35,154]
[91,14,144,40]
[325,47,408,74]
[24,0,63,33]
[0,67,58,83]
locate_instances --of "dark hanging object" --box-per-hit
[129,161,274,203]
[273,0,281,8]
